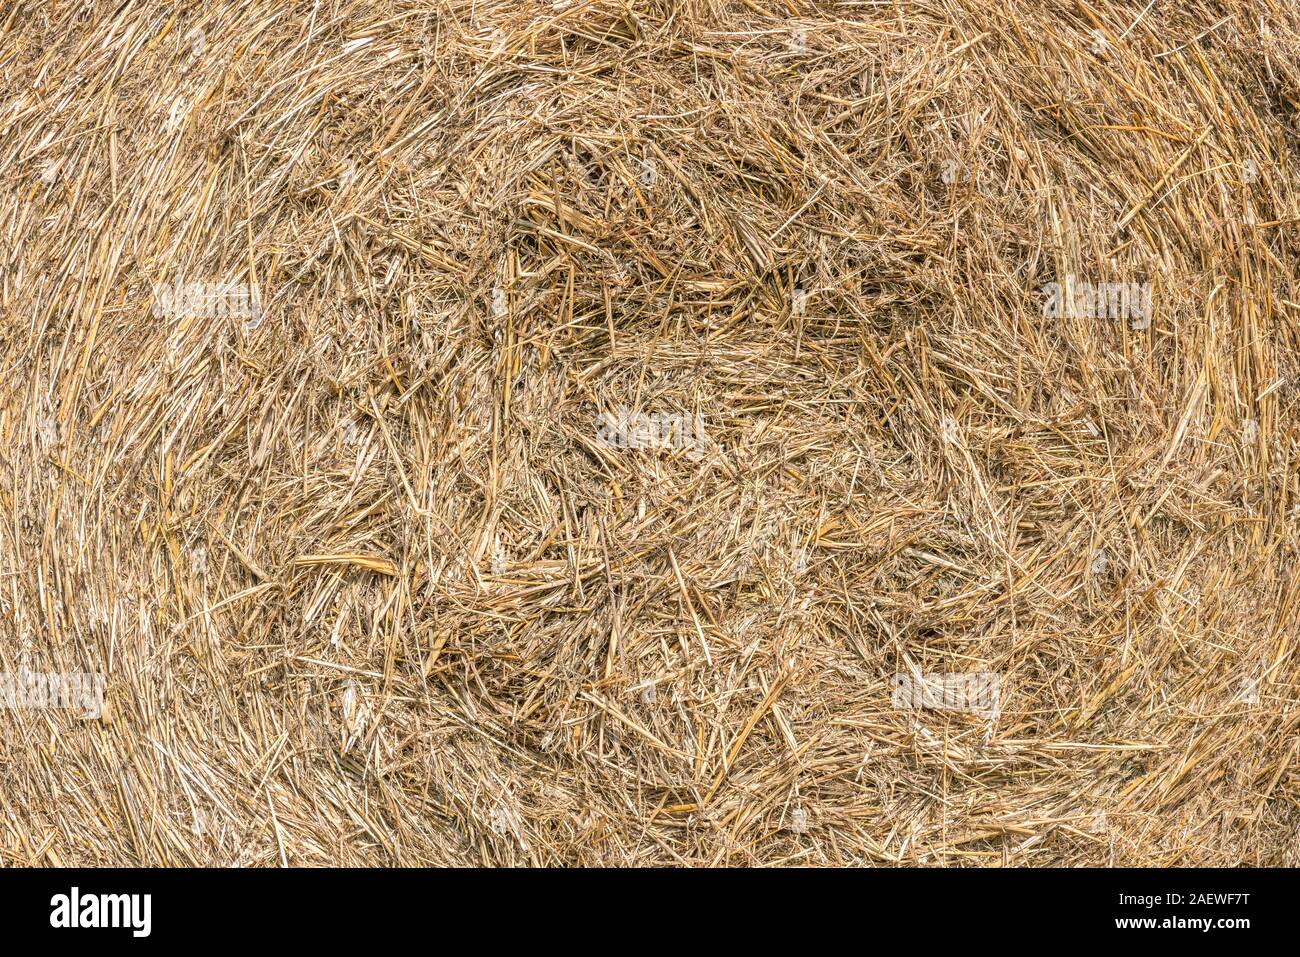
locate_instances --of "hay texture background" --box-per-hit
[3,0,1300,866]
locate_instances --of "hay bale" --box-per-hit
[1,0,1298,865]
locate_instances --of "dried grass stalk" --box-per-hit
[1,0,1299,866]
